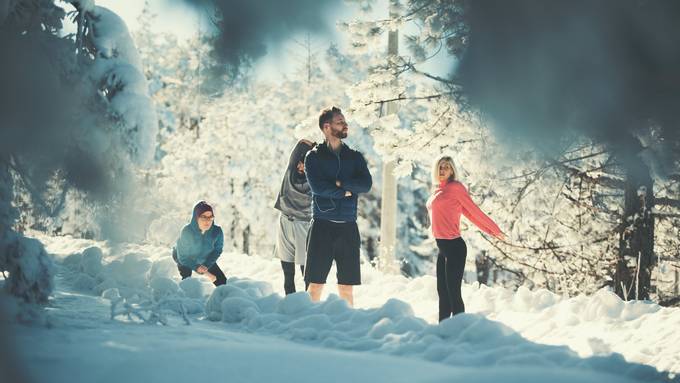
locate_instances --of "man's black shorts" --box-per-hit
[304,219,361,285]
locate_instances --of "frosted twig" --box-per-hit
[110,293,193,326]
[179,301,191,325]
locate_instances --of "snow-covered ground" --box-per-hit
[5,233,679,383]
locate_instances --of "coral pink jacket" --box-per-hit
[426,180,502,240]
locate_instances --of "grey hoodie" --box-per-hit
[274,140,315,221]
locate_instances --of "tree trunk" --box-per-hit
[0,159,16,234]
[615,151,654,300]
[242,224,250,255]
[378,1,400,272]
[476,250,491,285]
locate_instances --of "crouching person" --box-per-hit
[172,201,227,286]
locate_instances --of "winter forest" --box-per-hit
[1,0,680,382]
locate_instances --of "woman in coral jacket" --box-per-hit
[426,156,505,322]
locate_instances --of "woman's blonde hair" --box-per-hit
[432,155,458,187]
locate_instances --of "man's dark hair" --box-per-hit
[318,106,342,130]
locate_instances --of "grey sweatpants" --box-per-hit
[275,213,310,265]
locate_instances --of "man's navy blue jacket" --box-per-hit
[304,141,372,222]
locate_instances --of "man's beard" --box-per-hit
[332,129,347,139]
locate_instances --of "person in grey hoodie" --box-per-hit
[274,139,316,294]
[173,201,226,286]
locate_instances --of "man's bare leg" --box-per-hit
[337,284,354,307]
[308,282,324,302]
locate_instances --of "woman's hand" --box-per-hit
[205,272,217,283]
[196,265,208,274]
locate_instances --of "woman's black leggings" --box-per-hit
[281,261,305,295]
[436,238,467,322]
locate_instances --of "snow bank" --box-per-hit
[35,234,680,377]
[0,231,54,323]
[60,246,206,317]
[460,283,679,373]
[205,279,668,382]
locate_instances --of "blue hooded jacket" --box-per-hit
[304,141,372,222]
[175,202,224,271]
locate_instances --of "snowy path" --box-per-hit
[8,234,679,383]
[9,280,664,383]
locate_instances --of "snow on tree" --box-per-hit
[178,0,342,77]
[0,0,156,318]
[339,0,680,301]
[82,5,157,165]
[130,20,386,263]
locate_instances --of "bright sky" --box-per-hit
[93,0,453,82]
[95,0,209,37]
[95,0,346,81]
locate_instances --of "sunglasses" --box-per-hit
[198,214,214,221]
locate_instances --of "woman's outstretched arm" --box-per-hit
[452,182,503,238]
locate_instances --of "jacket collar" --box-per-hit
[320,140,347,154]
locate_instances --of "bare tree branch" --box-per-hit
[483,235,560,276]
[558,162,626,189]
[363,92,452,106]
[655,197,680,209]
